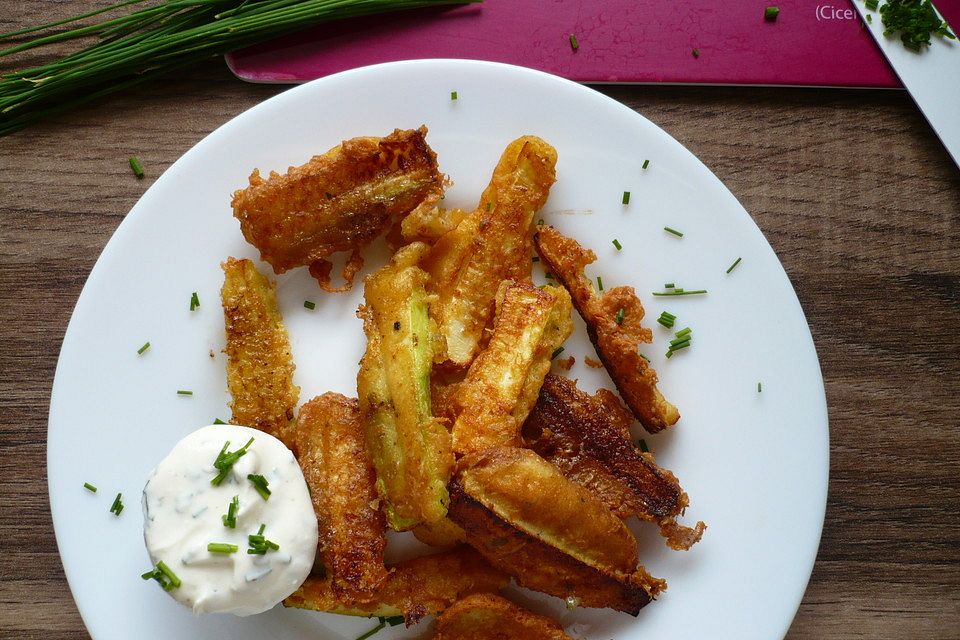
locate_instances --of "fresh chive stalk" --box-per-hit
[727,257,742,274]
[638,439,649,453]
[653,289,707,297]
[621,191,631,205]
[211,438,254,486]
[189,291,200,311]
[612,238,622,251]
[303,300,316,310]
[128,156,144,179]
[765,6,780,21]
[569,34,579,51]
[176,389,193,396]
[551,346,565,359]
[109,492,123,515]
[615,307,625,324]
[247,474,271,501]
[83,482,97,493]
[450,90,458,100]
[137,341,150,355]
[207,542,239,554]
[642,159,650,169]
[223,495,239,528]
[664,226,684,238]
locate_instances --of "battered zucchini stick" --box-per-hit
[534,225,679,432]
[358,242,454,530]
[422,136,558,367]
[451,282,572,456]
[434,593,573,640]
[284,547,509,625]
[523,375,706,551]
[220,257,299,448]
[231,126,444,292]
[295,393,388,600]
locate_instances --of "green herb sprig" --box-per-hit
[872,0,956,50]
[0,0,479,137]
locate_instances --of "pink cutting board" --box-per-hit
[226,0,960,87]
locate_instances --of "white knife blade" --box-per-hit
[852,1,960,167]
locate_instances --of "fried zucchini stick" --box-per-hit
[451,282,572,457]
[422,136,558,367]
[358,242,454,530]
[231,126,444,292]
[220,257,299,447]
[284,547,509,625]
[434,594,573,640]
[295,393,387,600]
[524,375,706,550]
[534,225,679,432]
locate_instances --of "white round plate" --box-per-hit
[48,59,828,640]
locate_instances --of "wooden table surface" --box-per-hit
[2,5,959,639]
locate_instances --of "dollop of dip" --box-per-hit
[142,424,317,616]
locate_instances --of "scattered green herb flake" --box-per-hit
[450,90,458,100]
[692,47,700,58]
[758,381,763,393]
[247,473,271,501]
[213,418,227,425]
[726,256,742,274]
[211,438,254,486]
[137,341,150,355]
[532,256,540,263]
[128,156,144,179]
[303,300,316,310]
[83,482,97,493]
[653,289,707,297]
[765,6,780,21]
[544,272,554,280]
[867,13,873,22]
[142,560,181,591]
[109,492,123,516]
[207,542,239,554]
[177,389,193,396]
[615,307,625,324]
[876,0,955,50]
[657,311,676,328]
[189,291,200,311]
[621,191,631,205]
[664,226,684,238]
[612,238,622,251]
[638,439,649,453]
[866,0,878,9]
[597,276,604,291]
[569,33,580,51]
[642,159,650,170]
[551,346,565,359]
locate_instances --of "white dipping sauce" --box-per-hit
[142,424,318,616]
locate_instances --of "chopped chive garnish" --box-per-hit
[303,300,316,310]
[223,495,239,528]
[207,542,239,554]
[532,256,540,262]
[726,257,742,274]
[551,346,565,359]
[156,560,181,588]
[109,492,123,516]
[866,13,873,23]
[137,341,150,355]
[675,327,692,338]
[450,90,458,100]
[865,0,878,9]
[189,291,200,311]
[692,48,700,58]
[383,615,405,626]
[597,276,604,291]
[213,418,227,425]
[642,159,650,170]
[621,191,631,205]
[355,620,386,640]
[758,382,763,393]
[569,33,579,51]
[665,283,675,289]
[211,438,255,486]
[544,272,554,280]
[537,218,544,225]
[177,389,193,396]
[615,307,625,324]
[764,6,780,21]
[652,289,707,297]
[142,561,181,591]
[129,156,144,179]
[247,474,271,501]
[639,353,650,362]
[657,311,676,328]
[669,337,691,350]
[664,226,684,238]
[638,439,649,453]
[247,523,280,555]
[83,482,97,493]
[612,238,622,251]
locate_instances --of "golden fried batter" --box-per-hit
[448,477,664,616]
[523,375,705,550]
[422,136,558,367]
[434,593,572,640]
[231,126,444,292]
[533,226,679,432]
[295,393,387,600]
[284,547,509,625]
[220,257,299,447]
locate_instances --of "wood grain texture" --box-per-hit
[1,3,958,638]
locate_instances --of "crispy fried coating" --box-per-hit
[451,282,572,456]
[413,517,468,548]
[284,547,509,625]
[295,393,387,600]
[457,447,638,573]
[434,593,572,640]
[220,257,299,447]
[422,136,558,367]
[231,126,443,292]
[533,226,679,432]
[401,202,470,243]
[358,243,453,530]
[523,375,705,550]
[448,476,664,616]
